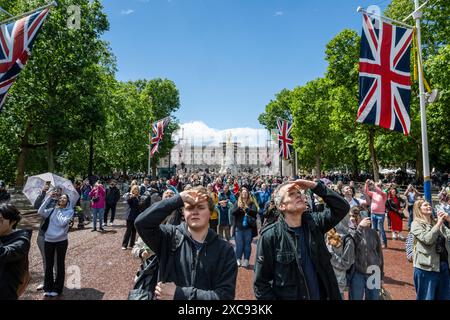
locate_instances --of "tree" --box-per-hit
[291,78,334,177]
[0,0,113,186]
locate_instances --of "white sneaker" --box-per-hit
[236,259,241,267]
[398,234,405,240]
[49,292,59,297]
[122,247,127,250]
[36,284,44,291]
[242,259,249,268]
[392,233,397,240]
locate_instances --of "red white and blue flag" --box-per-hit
[277,118,293,160]
[150,117,171,156]
[0,8,50,112]
[357,14,413,135]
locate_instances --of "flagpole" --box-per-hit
[356,6,413,28]
[413,0,431,204]
[0,2,57,25]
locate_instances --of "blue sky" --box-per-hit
[101,0,391,130]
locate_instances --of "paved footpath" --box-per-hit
[19,202,415,300]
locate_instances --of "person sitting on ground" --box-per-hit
[0,204,32,300]
[135,186,237,300]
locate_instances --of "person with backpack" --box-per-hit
[347,206,384,300]
[410,199,450,300]
[134,186,237,300]
[0,204,32,300]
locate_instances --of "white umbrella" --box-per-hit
[23,173,79,208]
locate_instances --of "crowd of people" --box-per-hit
[0,171,449,301]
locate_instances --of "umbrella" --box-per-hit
[23,173,79,208]
[320,178,332,186]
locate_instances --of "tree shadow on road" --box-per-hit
[384,276,414,288]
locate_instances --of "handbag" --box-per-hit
[128,254,159,300]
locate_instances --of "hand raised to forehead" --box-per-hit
[180,191,208,206]
[287,179,317,192]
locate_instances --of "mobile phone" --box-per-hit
[360,210,369,219]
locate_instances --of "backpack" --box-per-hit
[128,229,181,300]
[16,256,31,298]
[342,234,356,283]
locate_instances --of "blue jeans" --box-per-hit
[408,204,414,230]
[371,213,387,246]
[235,228,252,260]
[349,271,380,300]
[92,207,105,230]
[414,262,450,300]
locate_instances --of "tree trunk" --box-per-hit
[368,128,380,182]
[88,126,94,178]
[152,161,157,178]
[47,135,55,172]
[352,146,359,180]
[15,122,47,187]
[15,122,33,187]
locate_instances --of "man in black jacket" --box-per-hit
[135,186,237,300]
[0,204,32,300]
[254,179,350,300]
[104,180,121,226]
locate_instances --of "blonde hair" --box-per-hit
[326,228,342,248]
[238,187,252,210]
[131,185,139,196]
[413,199,434,225]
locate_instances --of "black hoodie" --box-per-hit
[0,229,32,300]
[135,195,238,300]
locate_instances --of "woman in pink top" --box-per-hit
[89,181,106,232]
[365,180,388,248]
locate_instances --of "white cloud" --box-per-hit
[172,121,272,147]
[121,9,135,15]
[274,11,283,16]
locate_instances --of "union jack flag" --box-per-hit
[277,118,293,160]
[357,14,413,135]
[0,8,50,112]
[150,117,171,156]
